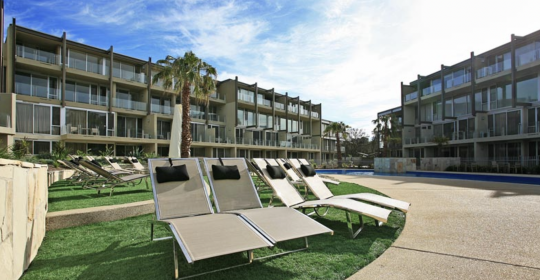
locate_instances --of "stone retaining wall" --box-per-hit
[0,159,48,280]
[374,158,417,173]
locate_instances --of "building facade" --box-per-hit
[391,29,540,166]
[0,21,339,161]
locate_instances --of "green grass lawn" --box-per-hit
[48,178,153,212]
[26,181,406,279]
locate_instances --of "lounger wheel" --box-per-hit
[314,207,329,217]
[375,220,383,227]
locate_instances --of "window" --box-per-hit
[16,103,60,135]
[517,76,538,103]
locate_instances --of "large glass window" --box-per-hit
[16,103,60,135]
[117,116,142,138]
[507,110,521,135]
[454,96,468,117]
[517,76,538,103]
[444,98,453,117]
[16,103,33,133]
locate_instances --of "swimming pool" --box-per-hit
[315,169,540,185]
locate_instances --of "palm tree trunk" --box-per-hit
[181,83,192,158]
[336,132,343,167]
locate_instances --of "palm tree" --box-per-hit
[372,114,400,157]
[324,122,350,167]
[153,51,217,158]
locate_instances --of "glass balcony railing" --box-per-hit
[257,99,272,106]
[288,106,298,113]
[113,70,147,84]
[113,98,146,111]
[151,104,173,115]
[14,82,60,100]
[275,102,285,110]
[311,112,319,118]
[209,92,226,101]
[404,91,418,102]
[208,113,224,122]
[516,49,540,67]
[190,110,205,119]
[477,61,510,78]
[16,45,58,64]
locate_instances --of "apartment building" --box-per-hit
[395,29,540,166]
[0,21,337,161]
[375,106,403,158]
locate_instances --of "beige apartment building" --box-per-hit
[0,21,339,162]
[384,28,540,167]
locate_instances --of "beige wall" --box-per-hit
[0,160,48,280]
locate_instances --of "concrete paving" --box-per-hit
[333,175,540,280]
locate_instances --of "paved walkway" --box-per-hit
[332,175,540,280]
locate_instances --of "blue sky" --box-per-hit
[5,0,540,133]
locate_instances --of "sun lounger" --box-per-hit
[148,158,273,279]
[253,158,391,238]
[103,156,138,174]
[125,156,148,173]
[203,158,333,246]
[57,159,99,184]
[289,158,410,213]
[79,160,149,196]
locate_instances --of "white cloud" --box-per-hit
[8,0,540,135]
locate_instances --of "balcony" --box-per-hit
[516,48,540,67]
[404,91,417,102]
[190,110,206,120]
[68,57,105,75]
[61,124,109,136]
[113,98,146,112]
[16,45,58,64]
[476,61,510,79]
[311,112,319,118]
[210,92,226,101]
[0,114,11,128]
[288,106,298,113]
[208,113,224,122]
[113,69,147,84]
[151,104,173,115]
[275,102,285,110]
[238,92,254,103]
[257,99,272,107]
[14,82,60,100]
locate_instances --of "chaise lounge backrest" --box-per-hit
[290,158,334,199]
[204,158,262,212]
[148,158,213,219]
[252,158,306,207]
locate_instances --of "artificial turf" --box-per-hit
[25,181,406,279]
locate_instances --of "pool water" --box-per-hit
[315,169,540,185]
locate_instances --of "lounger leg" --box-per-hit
[248,250,254,263]
[346,212,364,239]
[173,240,179,279]
[150,223,154,241]
[268,195,275,207]
[304,237,309,249]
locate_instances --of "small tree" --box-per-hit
[431,135,449,157]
